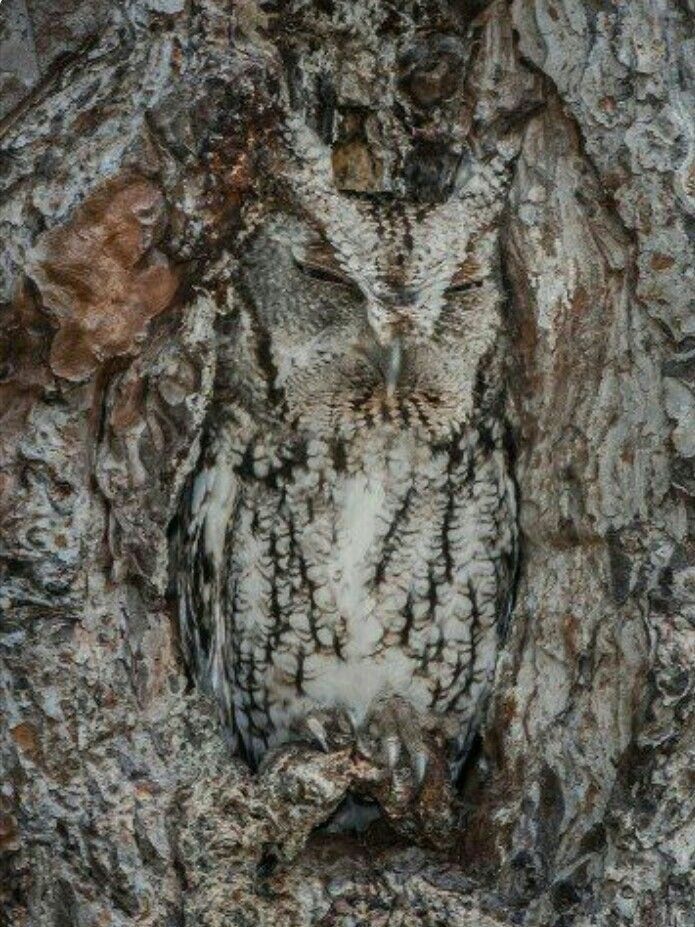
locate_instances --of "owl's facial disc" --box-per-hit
[239,212,501,438]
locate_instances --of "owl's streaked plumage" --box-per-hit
[174,118,519,778]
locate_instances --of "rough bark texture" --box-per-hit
[0,1,693,925]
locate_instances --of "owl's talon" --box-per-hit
[291,707,355,754]
[350,696,457,846]
[306,716,330,753]
[355,694,435,795]
[412,749,428,787]
[346,709,360,738]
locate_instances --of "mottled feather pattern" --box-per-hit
[175,128,520,775]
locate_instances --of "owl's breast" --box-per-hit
[225,420,516,754]
[278,433,435,719]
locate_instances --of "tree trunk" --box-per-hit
[1,1,692,925]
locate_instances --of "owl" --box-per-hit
[173,118,519,795]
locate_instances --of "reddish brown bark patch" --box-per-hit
[29,175,180,381]
[650,252,675,271]
[10,722,40,760]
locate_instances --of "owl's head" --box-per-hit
[223,98,515,444]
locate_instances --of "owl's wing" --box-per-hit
[173,455,239,725]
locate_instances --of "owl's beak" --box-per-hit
[385,337,402,397]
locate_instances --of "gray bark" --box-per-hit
[0,1,693,925]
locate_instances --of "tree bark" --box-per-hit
[0,1,692,925]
